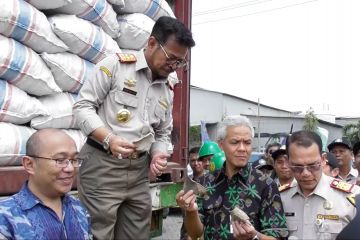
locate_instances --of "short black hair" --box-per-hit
[189,146,200,155]
[286,130,322,156]
[266,142,281,153]
[151,16,195,48]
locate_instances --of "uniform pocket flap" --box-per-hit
[286,220,299,231]
[319,222,343,234]
[115,90,138,108]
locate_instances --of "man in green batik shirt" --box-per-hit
[176,115,288,240]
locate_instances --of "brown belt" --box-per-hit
[86,138,147,160]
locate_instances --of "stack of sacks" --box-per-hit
[0,0,178,167]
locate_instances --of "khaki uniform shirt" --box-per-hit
[73,50,173,154]
[336,167,358,185]
[281,174,360,240]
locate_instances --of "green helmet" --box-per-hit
[210,151,226,172]
[199,141,221,159]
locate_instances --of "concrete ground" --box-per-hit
[152,208,183,240]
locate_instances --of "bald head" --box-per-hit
[26,129,75,157]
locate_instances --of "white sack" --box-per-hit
[0,80,48,124]
[0,123,36,167]
[31,92,79,129]
[116,13,154,50]
[63,129,87,152]
[49,14,121,64]
[107,0,124,7]
[114,0,175,21]
[0,35,62,96]
[0,0,68,53]
[24,0,72,10]
[41,52,95,93]
[55,0,120,38]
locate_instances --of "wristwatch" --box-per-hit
[102,132,114,150]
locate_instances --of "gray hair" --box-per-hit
[217,115,255,141]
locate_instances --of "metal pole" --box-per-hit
[258,98,261,152]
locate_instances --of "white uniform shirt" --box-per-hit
[281,174,360,240]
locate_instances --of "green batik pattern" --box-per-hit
[206,183,216,195]
[219,223,231,239]
[204,226,216,240]
[260,211,287,237]
[276,212,287,226]
[245,184,260,198]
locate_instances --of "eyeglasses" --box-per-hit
[29,156,83,168]
[158,43,188,69]
[289,162,321,174]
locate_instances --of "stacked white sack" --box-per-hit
[54,0,120,38]
[0,0,68,53]
[0,80,48,124]
[31,92,79,129]
[41,52,95,93]
[24,0,72,10]
[63,129,87,152]
[116,13,154,50]
[0,122,36,166]
[0,35,62,96]
[49,14,121,64]
[107,0,124,8]
[113,0,175,20]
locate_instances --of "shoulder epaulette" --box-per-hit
[117,53,136,63]
[279,183,292,193]
[330,179,354,193]
[347,193,356,207]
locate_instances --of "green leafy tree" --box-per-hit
[189,125,201,148]
[303,108,319,132]
[343,120,360,145]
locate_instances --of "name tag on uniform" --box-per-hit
[285,212,295,217]
[122,87,137,96]
[317,214,340,220]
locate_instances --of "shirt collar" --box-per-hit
[135,50,169,84]
[14,181,70,211]
[14,182,42,210]
[336,167,358,182]
[135,50,148,71]
[215,162,252,184]
[291,173,328,199]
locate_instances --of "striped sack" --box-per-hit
[31,92,79,129]
[0,122,35,167]
[54,0,120,38]
[0,35,62,96]
[0,0,68,53]
[49,14,120,64]
[41,52,95,93]
[114,0,175,21]
[0,80,48,124]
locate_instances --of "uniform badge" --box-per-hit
[323,200,333,210]
[278,183,291,193]
[117,109,131,123]
[99,66,112,77]
[330,179,354,193]
[158,97,168,109]
[347,193,356,207]
[124,78,137,88]
[117,53,137,63]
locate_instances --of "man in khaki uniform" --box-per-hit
[281,130,360,240]
[328,138,358,184]
[73,16,195,240]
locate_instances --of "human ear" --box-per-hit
[22,156,36,176]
